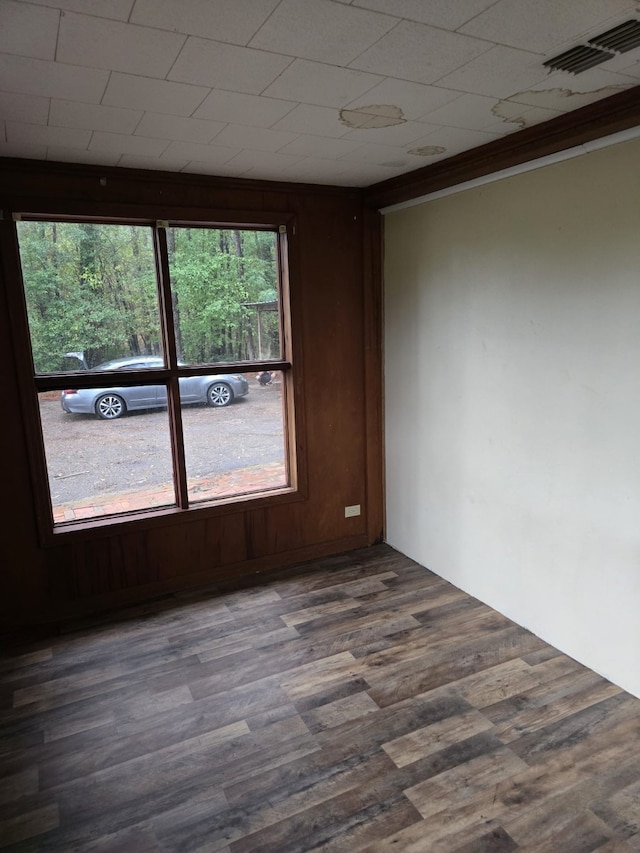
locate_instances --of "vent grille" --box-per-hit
[543,45,611,74]
[589,19,640,54]
[543,18,640,74]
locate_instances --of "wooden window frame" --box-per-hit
[2,205,307,545]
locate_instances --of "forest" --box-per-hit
[16,221,280,373]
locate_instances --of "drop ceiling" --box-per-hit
[1,0,640,187]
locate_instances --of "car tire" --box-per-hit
[207,382,233,407]
[96,393,126,420]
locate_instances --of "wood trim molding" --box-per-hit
[0,156,360,201]
[362,206,385,545]
[364,83,640,210]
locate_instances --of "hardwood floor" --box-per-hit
[1,544,640,851]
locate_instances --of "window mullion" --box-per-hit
[154,224,189,509]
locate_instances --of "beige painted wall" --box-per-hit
[384,138,640,697]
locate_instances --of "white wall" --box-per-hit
[384,138,640,697]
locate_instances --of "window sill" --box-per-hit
[43,485,305,545]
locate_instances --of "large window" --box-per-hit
[13,216,296,533]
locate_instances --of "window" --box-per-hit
[13,216,297,534]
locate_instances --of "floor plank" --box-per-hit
[2,544,640,851]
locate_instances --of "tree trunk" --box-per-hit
[233,230,245,278]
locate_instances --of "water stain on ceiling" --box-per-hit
[492,84,628,128]
[338,82,632,165]
[409,145,447,157]
[339,104,405,129]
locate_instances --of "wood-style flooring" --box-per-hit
[1,544,640,851]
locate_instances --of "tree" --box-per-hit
[168,227,278,363]
[18,222,160,372]
[16,222,280,372]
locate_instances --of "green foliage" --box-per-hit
[16,222,280,372]
[169,227,279,363]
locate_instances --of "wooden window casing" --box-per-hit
[2,208,304,544]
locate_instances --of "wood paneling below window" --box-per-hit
[0,161,383,627]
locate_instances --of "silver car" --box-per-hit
[60,356,249,420]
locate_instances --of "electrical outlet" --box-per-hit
[344,504,361,518]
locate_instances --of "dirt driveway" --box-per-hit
[39,378,285,507]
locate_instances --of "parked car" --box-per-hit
[60,356,249,420]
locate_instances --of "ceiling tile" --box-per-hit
[0,140,48,159]
[0,54,109,102]
[46,147,121,166]
[616,63,640,82]
[193,90,297,128]
[130,0,280,45]
[344,78,461,121]
[181,159,249,176]
[116,154,192,171]
[161,140,239,164]
[435,45,549,99]
[134,113,225,143]
[403,147,449,165]
[0,92,50,125]
[211,124,299,152]
[225,149,305,173]
[262,59,383,107]
[507,67,636,111]
[594,50,640,81]
[557,68,637,92]
[279,135,364,158]
[342,119,439,146]
[339,141,413,167]
[349,20,490,84]
[459,0,638,54]
[249,0,397,65]
[270,104,350,138]
[7,121,91,149]
[0,0,59,61]
[50,100,142,134]
[57,13,186,77]
[275,157,356,184]
[101,73,210,116]
[352,0,502,30]
[326,160,410,185]
[89,131,170,157]
[421,93,515,132]
[25,0,135,20]
[492,101,562,130]
[168,38,292,94]
[407,124,502,158]
[237,164,307,182]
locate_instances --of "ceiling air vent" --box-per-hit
[544,18,640,74]
[543,45,611,74]
[589,19,640,54]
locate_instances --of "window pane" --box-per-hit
[17,221,162,374]
[183,373,288,503]
[40,391,175,523]
[167,227,281,365]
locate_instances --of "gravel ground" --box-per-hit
[39,378,285,504]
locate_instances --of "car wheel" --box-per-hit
[96,393,126,420]
[207,382,233,407]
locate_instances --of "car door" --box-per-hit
[176,374,202,404]
[154,368,200,405]
[115,362,159,409]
